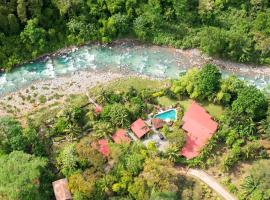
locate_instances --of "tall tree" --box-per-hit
[0,116,26,154]
[17,0,27,23]
[240,159,270,199]
[232,85,268,120]
[0,151,48,200]
[8,14,20,35]
[128,157,179,200]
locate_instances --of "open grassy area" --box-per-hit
[158,96,224,120]
[157,96,178,107]
[92,77,224,120]
[90,77,169,95]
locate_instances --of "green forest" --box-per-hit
[0,0,270,71]
[0,64,270,200]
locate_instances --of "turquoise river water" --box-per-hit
[0,42,269,96]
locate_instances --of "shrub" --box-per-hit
[195,64,221,100]
[39,95,47,104]
[171,64,221,100]
[101,103,131,128]
[216,76,245,105]
[232,86,268,121]
[0,116,26,153]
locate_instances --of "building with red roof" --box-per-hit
[131,118,151,139]
[181,101,218,159]
[112,129,131,144]
[52,178,72,200]
[151,118,165,129]
[92,139,110,157]
[95,104,102,114]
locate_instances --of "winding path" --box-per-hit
[176,167,237,200]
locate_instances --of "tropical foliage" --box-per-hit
[0,0,270,71]
[0,151,51,200]
[0,70,269,199]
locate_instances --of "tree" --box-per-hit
[165,144,181,163]
[128,157,179,200]
[150,190,178,200]
[28,0,43,19]
[199,27,227,57]
[0,13,8,34]
[57,144,79,177]
[232,86,268,120]
[67,16,97,44]
[20,18,47,56]
[171,64,221,100]
[101,103,131,128]
[92,121,114,139]
[195,64,221,100]
[226,29,253,62]
[216,76,245,105]
[52,106,86,138]
[52,0,79,16]
[0,151,48,200]
[64,106,86,127]
[8,14,20,35]
[240,160,270,200]
[170,67,200,97]
[257,116,270,139]
[52,117,69,135]
[100,14,129,42]
[68,168,101,199]
[17,0,27,23]
[76,136,106,170]
[0,116,26,153]
[162,124,186,149]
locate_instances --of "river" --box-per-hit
[0,40,269,96]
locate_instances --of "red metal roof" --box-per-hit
[92,139,110,157]
[112,129,131,144]
[52,178,72,200]
[151,118,165,129]
[131,118,150,138]
[181,101,218,159]
[95,105,102,114]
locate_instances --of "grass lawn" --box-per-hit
[90,77,169,95]
[202,101,224,119]
[157,96,178,107]
[159,97,224,120]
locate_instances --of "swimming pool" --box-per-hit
[154,109,177,122]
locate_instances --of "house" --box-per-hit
[181,101,218,159]
[151,118,166,129]
[131,118,151,139]
[112,129,131,144]
[95,104,102,114]
[92,139,110,157]
[52,178,72,200]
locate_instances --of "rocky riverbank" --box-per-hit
[0,40,269,118]
[0,70,150,118]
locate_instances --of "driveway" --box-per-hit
[176,167,237,200]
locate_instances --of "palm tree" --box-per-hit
[257,118,270,139]
[240,175,260,199]
[92,121,114,139]
[166,144,180,163]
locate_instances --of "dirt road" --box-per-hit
[177,167,237,200]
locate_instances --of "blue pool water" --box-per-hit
[154,109,177,121]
